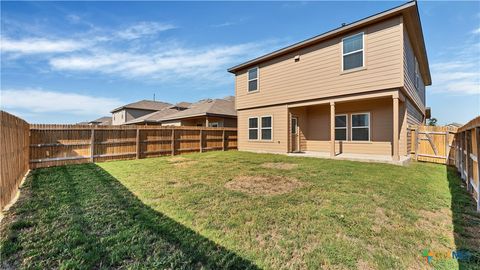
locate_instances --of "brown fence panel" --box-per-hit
[410,125,457,164]
[0,111,30,210]
[411,117,480,212]
[29,125,237,169]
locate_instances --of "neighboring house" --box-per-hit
[228,1,430,162]
[446,122,463,128]
[77,116,111,125]
[89,116,112,125]
[161,97,237,127]
[123,107,181,125]
[111,100,173,125]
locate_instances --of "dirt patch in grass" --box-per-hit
[261,162,298,170]
[168,156,189,163]
[225,175,303,195]
[168,157,198,168]
[372,208,388,233]
[173,161,198,168]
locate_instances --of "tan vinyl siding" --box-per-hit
[236,16,403,110]
[237,105,288,153]
[399,101,408,156]
[301,98,394,155]
[403,25,426,111]
[406,99,423,153]
[306,140,392,155]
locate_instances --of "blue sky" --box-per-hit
[1,1,479,124]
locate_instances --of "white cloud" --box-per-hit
[116,22,175,40]
[1,19,280,83]
[0,89,123,115]
[429,29,480,96]
[0,37,87,54]
[49,42,270,81]
[472,27,480,34]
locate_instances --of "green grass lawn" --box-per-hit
[1,151,479,269]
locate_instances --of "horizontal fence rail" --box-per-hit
[29,124,237,169]
[410,116,480,212]
[0,111,30,210]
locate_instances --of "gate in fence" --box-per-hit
[410,125,458,165]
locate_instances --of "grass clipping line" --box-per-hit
[225,175,303,195]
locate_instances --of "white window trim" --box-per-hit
[350,112,371,141]
[341,32,365,71]
[247,67,259,93]
[248,117,259,141]
[260,115,273,141]
[334,114,348,141]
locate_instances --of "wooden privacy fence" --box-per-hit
[410,116,480,212]
[409,125,458,165]
[453,117,480,212]
[0,111,30,210]
[29,124,237,169]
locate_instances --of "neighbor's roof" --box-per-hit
[446,122,463,128]
[161,98,236,121]
[89,116,112,125]
[227,1,431,85]
[124,107,180,124]
[111,100,173,113]
[173,102,192,109]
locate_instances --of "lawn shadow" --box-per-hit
[2,163,259,269]
[446,166,480,269]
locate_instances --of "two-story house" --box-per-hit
[111,100,175,125]
[228,1,431,163]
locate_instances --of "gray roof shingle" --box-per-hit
[111,100,173,113]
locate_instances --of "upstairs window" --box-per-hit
[261,116,272,140]
[248,117,258,140]
[342,33,364,71]
[335,114,347,141]
[351,113,370,141]
[248,67,258,92]
[414,57,421,90]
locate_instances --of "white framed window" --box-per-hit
[351,113,370,141]
[342,32,364,71]
[261,116,272,141]
[248,117,258,140]
[248,67,259,92]
[414,57,421,90]
[208,122,222,127]
[335,114,348,141]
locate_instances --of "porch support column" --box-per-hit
[330,102,335,157]
[393,97,400,161]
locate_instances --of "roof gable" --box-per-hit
[227,1,431,85]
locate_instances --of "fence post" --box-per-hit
[460,132,464,177]
[90,128,95,162]
[136,128,140,159]
[445,130,449,165]
[414,128,419,161]
[476,127,480,212]
[171,128,175,156]
[199,129,203,153]
[222,130,226,151]
[466,131,471,191]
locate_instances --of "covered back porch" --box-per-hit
[287,90,409,164]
